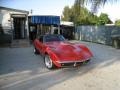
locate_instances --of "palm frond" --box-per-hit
[75,0,118,13]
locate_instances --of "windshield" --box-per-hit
[44,35,65,42]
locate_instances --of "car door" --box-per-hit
[36,36,44,54]
[37,36,47,55]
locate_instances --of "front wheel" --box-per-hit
[83,59,91,65]
[44,55,55,69]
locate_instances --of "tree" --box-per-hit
[61,6,71,21]
[115,19,120,26]
[62,0,116,25]
[61,5,99,25]
[98,13,112,25]
[74,0,118,12]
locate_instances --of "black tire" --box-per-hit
[34,48,39,54]
[44,55,55,69]
[83,59,91,65]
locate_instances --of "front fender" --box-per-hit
[79,45,93,57]
[44,48,61,67]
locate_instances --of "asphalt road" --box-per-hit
[0,41,120,90]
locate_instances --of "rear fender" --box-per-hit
[33,39,40,49]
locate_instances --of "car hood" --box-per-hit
[45,41,92,61]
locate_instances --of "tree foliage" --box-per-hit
[62,0,116,25]
[62,6,71,21]
[62,5,112,25]
[115,19,120,26]
[98,13,112,25]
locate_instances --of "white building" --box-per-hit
[0,7,29,44]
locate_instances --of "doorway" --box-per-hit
[13,17,26,39]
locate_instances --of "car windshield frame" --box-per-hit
[43,34,65,42]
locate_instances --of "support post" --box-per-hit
[26,15,29,40]
[10,15,13,43]
[58,25,60,34]
[51,25,54,34]
[40,24,42,35]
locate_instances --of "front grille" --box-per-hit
[61,62,83,67]
[61,63,74,67]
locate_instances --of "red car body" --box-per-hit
[33,34,93,68]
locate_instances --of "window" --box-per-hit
[44,35,65,42]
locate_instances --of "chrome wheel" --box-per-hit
[44,55,53,69]
[34,48,36,53]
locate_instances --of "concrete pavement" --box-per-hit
[0,41,120,90]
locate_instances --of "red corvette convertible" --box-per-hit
[33,34,93,69]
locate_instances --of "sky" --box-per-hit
[0,0,120,22]
[97,1,120,22]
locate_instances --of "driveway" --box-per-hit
[0,41,120,90]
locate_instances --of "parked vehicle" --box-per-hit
[111,35,120,49]
[33,34,93,69]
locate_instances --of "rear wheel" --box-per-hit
[44,55,55,69]
[34,48,39,54]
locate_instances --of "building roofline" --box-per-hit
[28,15,60,17]
[0,6,29,14]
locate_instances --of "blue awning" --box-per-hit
[30,16,60,25]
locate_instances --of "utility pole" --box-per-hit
[30,9,33,15]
